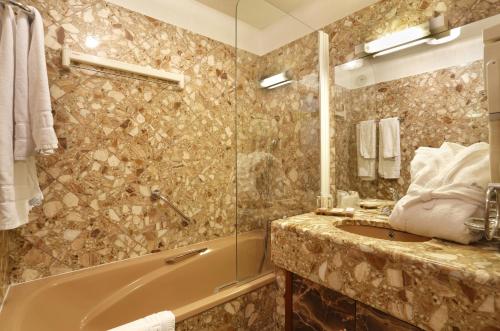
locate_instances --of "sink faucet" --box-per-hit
[484,183,500,240]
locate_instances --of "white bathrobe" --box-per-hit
[0,6,46,230]
[389,142,489,244]
[0,6,18,230]
[28,7,58,156]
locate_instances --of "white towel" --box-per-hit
[378,118,400,179]
[0,6,44,230]
[359,120,376,158]
[28,7,58,155]
[108,311,175,331]
[389,142,490,244]
[380,117,400,158]
[14,10,33,160]
[0,6,18,230]
[356,124,376,180]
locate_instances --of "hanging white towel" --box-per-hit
[0,5,18,230]
[28,7,58,155]
[378,118,400,179]
[0,6,45,230]
[108,311,175,331]
[389,142,489,244]
[359,120,376,158]
[356,124,376,180]
[380,117,400,158]
[14,10,33,159]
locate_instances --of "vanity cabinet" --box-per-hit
[289,273,421,331]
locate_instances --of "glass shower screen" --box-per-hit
[235,0,320,281]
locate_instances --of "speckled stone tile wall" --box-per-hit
[334,61,488,199]
[0,232,8,303]
[0,0,320,322]
[176,281,277,331]
[323,0,500,65]
[3,0,242,289]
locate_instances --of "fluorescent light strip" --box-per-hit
[260,72,289,88]
[427,27,461,45]
[267,80,293,89]
[364,23,431,54]
[373,38,432,57]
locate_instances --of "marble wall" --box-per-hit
[177,282,276,331]
[2,0,239,292]
[0,0,321,316]
[334,60,488,199]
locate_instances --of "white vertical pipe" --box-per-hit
[318,30,331,208]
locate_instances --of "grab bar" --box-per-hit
[164,248,208,265]
[151,189,193,225]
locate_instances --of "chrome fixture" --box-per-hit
[164,248,207,265]
[484,183,500,240]
[0,0,34,18]
[259,71,292,89]
[362,15,459,58]
[258,220,270,274]
[465,183,500,240]
[381,188,400,216]
[151,189,193,225]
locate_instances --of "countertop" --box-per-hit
[271,201,500,331]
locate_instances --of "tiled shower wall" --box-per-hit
[2,0,241,291]
[0,0,321,306]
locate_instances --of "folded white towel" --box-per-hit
[389,142,490,244]
[356,124,376,180]
[28,7,58,155]
[14,10,33,160]
[378,118,400,179]
[0,6,18,230]
[380,117,400,158]
[108,311,175,331]
[359,120,376,158]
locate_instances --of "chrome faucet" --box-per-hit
[484,183,500,240]
[465,183,500,240]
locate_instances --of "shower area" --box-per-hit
[0,0,323,329]
[234,0,321,281]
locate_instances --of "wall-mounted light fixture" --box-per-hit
[427,27,461,45]
[363,15,454,57]
[85,35,100,49]
[339,58,364,70]
[260,71,292,89]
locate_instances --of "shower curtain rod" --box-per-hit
[0,0,35,18]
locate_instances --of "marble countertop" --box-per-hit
[271,202,500,331]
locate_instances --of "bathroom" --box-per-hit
[0,0,498,330]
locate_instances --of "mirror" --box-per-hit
[333,14,500,201]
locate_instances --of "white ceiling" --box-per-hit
[106,0,379,55]
[195,0,314,29]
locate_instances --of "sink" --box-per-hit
[336,224,431,242]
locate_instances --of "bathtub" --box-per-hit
[0,230,274,331]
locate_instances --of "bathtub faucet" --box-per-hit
[151,189,193,226]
